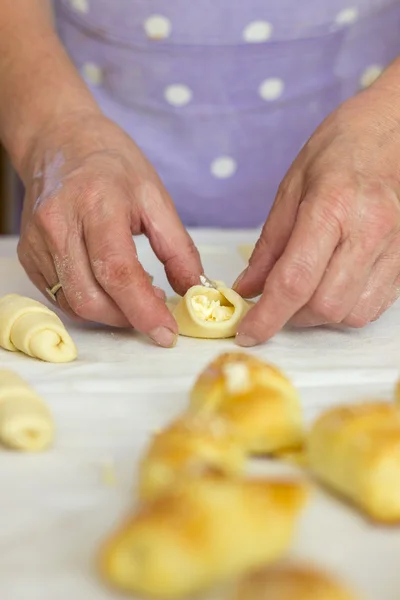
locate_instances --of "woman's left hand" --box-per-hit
[234,62,400,347]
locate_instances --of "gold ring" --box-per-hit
[46,282,62,302]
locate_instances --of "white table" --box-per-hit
[0,232,399,600]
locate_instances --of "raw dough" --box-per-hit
[99,474,308,599]
[232,564,358,600]
[138,414,245,501]
[238,244,255,262]
[190,352,304,455]
[0,370,54,451]
[308,401,400,522]
[0,294,77,362]
[167,285,252,339]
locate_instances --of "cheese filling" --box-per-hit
[191,295,234,322]
[222,363,252,394]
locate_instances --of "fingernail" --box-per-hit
[149,326,177,348]
[235,332,259,347]
[233,267,248,290]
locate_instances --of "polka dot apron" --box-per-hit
[54,0,400,227]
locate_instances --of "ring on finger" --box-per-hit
[46,281,63,302]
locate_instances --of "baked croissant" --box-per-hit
[190,352,304,454]
[232,564,358,600]
[308,401,400,522]
[0,294,77,363]
[395,379,400,404]
[138,414,245,500]
[100,474,308,599]
[167,285,251,339]
[0,370,54,451]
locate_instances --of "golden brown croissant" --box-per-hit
[100,474,308,599]
[138,414,246,500]
[190,352,304,454]
[232,564,358,600]
[308,401,400,522]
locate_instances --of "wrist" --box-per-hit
[0,30,100,179]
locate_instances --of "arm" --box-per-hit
[0,0,99,179]
[0,0,202,345]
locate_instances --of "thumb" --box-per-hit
[142,191,203,296]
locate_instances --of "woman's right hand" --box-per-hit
[17,110,203,347]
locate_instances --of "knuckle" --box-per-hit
[277,260,314,301]
[302,190,347,236]
[365,199,398,238]
[345,307,372,329]
[17,232,36,268]
[16,241,28,266]
[71,297,97,320]
[92,253,135,291]
[308,295,345,324]
[345,313,370,329]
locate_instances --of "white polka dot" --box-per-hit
[144,15,172,40]
[70,0,89,14]
[243,21,273,43]
[82,62,103,85]
[211,156,237,179]
[335,7,359,25]
[360,64,383,88]
[164,84,192,107]
[259,78,284,101]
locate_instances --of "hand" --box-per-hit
[235,74,400,346]
[17,111,203,347]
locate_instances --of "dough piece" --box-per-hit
[99,474,308,599]
[238,244,255,262]
[189,352,304,454]
[0,370,54,451]
[308,401,400,522]
[167,285,251,339]
[138,414,245,501]
[232,564,358,600]
[0,294,77,362]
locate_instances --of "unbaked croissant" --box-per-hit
[232,564,358,600]
[0,370,54,451]
[0,294,77,363]
[167,284,251,339]
[308,401,400,522]
[100,474,308,599]
[190,352,304,454]
[138,414,245,500]
[237,244,255,262]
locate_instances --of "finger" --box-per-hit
[47,231,132,328]
[344,248,400,327]
[84,211,178,347]
[236,198,341,346]
[233,172,303,298]
[289,231,387,328]
[18,247,56,305]
[372,273,400,321]
[140,188,203,294]
[18,239,78,319]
